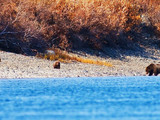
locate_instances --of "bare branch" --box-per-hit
[0,24,9,35]
[0,31,24,36]
[0,0,23,36]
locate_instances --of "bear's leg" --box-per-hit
[149,71,153,76]
[154,72,158,76]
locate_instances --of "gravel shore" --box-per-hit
[1,45,160,79]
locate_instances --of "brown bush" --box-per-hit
[0,0,160,54]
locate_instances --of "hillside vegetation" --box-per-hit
[0,0,160,55]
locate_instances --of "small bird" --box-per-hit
[53,61,60,69]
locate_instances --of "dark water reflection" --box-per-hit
[0,77,160,120]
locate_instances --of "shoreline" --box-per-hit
[1,48,160,79]
[0,76,158,80]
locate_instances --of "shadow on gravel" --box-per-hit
[0,24,160,60]
[71,25,160,61]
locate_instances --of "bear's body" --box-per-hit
[53,61,60,69]
[146,63,160,76]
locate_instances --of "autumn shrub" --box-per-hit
[130,0,160,33]
[0,0,160,55]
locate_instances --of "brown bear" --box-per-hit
[146,63,160,76]
[53,61,60,69]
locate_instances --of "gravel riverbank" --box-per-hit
[1,46,160,79]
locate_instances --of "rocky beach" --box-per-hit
[0,0,160,79]
[1,42,160,79]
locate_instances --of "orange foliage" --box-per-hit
[0,0,160,53]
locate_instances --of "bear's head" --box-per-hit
[53,61,60,69]
[146,63,155,74]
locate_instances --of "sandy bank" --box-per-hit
[1,47,160,79]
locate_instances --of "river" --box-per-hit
[0,76,160,120]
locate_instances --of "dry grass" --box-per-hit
[36,49,112,67]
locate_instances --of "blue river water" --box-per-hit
[0,76,160,120]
